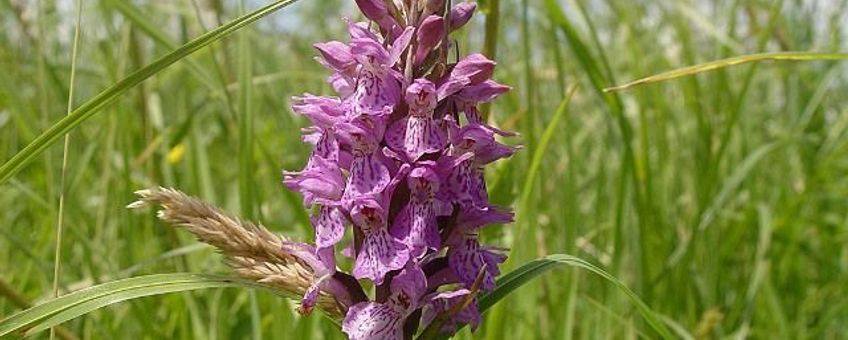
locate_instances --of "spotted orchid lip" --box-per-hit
[282,1,517,339]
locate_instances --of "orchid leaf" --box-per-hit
[468,254,675,339]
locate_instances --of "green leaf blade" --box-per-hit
[605,51,848,92]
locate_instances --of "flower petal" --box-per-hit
[314,205,347,248]
[290,94,346,129]
[281,242,336,274]
[409,117,448,161]
[354,0,388,23]
[406,79,438,117]
[457,79,511,103]
[353,227,409,284]
[350,37,392,67]
[314,41,356,74]
[283,155,345,205]
[392,166,442,256]
[342,302,404,340]
[298,281,323,315]
[451,54,496,85]
[447,235,498,291]
[352,68,401,116]
[436,76,471,101]
[388,264,428,311]
[391,202,441,258]
[450,122,516,165]
[350,199,410,284]
[328,73,354,96]
[457,204,514,229]
[344,153,392,199]
[346,19,381,41]
[389,26,415,65]
[440,158,487,205]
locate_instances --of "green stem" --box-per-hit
[480,0,500,121]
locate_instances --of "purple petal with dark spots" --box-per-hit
[344,153,392,200]
[342,302,404,340]
[314,205,347,248]
[353,228,409,284]
[388,264,428,311]
[350,199,410,284]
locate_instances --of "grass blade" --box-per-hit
[518,85,578,212]
[50,0,83,339]
[236,1,260,338]
[605,52,848,92]
[0,273,284,338]
[479,0,500,119]
[0,0,300,185]
[665,142,780,268]
[106,0,219,96]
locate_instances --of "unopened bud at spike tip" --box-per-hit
[449,2,477,31]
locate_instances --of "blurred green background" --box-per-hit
[1,0,847,338]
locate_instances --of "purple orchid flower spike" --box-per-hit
[284,2,517,338]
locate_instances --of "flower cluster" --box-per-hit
[283,1,516,338]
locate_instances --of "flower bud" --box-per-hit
[414,15,445,66]
[449,2,476,31]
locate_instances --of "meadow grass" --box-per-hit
[1,0,847,338]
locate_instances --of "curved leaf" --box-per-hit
[0,273,283,337]
[0,0,300,185]
[604,52,848,92]
[475,254,674,339]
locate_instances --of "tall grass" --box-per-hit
[1,0,847,338]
